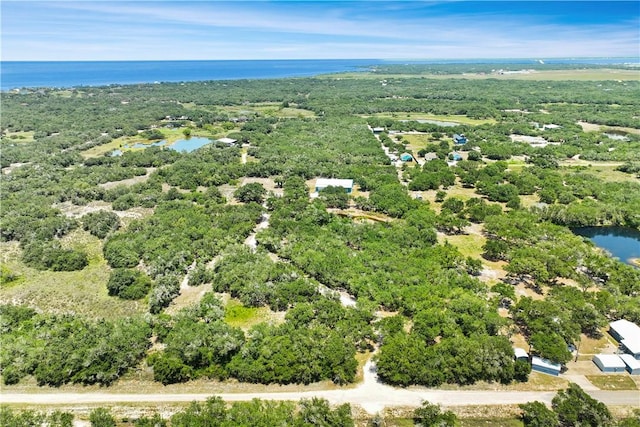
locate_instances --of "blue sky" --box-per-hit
[1,1,638,61]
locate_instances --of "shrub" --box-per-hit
[107,269,152,300]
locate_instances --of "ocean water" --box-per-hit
[1,58,637,91]
[0,59,381,90]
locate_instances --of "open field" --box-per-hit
[220,102,316,118]
[0,231,143,320]
[336,68,640,81]
[578,121,640,135]
[559,163,639,183]
[360,112,495,126]
[1,130,35,143]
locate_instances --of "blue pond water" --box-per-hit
[572,227,640,266]
[126,140,168,149]
[167,137,212,153]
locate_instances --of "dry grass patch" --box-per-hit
[576,333,617,356]
[99,167,156,190]
[562,164,638,183]
[399,133,434,152]
[361,112,495,126]
[586,375,638,390]
[166,282,213,315]
[0,232,143,320]
[220,104,315,119]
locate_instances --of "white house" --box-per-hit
[315,178,354,194]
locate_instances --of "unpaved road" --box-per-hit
[2,359,638,413]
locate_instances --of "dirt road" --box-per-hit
[2,359,638,413]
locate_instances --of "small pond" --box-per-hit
[125,140,167,149]
[167,137,213,153]
[572,226,640,267]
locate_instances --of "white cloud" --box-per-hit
[1,1,638,60]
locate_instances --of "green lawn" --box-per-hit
[586,375,638,390]
[224,299,277,330]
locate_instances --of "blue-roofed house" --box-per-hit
[453,134,468,144]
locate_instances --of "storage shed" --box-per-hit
[514,347,529,361]
[531,356,562,376]
[315,178,354,194]
[609,319,640,359]
[619,354,640,375]
[592,354,626,373]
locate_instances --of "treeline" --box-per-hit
[148,292,368,385]
[0,305,150,386]
[0,397,354,427]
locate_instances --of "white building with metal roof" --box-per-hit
[609,319,640,360]
[592,354,626,373]
[315,178,354,194]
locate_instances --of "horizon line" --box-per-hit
[3,56,640,63]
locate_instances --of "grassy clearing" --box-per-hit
[0,230,144,320]
[400,133,437,152]
[339,69,640,81]
[2,130,35,143]
[223,298,284,330]
[578,333,616,355]
[220,103,315,119]
[439,231,486,259]
[559,164,638,183]
[586,375,638,390]
[361,112,494,126]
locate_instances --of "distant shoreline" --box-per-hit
[3,57,638,91]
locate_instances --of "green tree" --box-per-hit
[82,210,120,239]
[134,413,167,427]
[552,383,614,427]
[413,400,457,426]
[107,268,152,300]
[89,408,116,427]
[234,182,267,204]
[519,401,559,427]
[295,398,354,427]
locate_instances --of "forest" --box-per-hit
[1,63,639,423]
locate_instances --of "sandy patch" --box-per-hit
[98,167,156,190]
